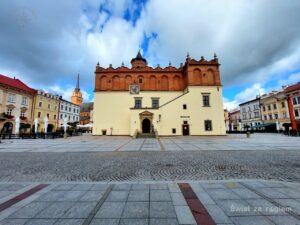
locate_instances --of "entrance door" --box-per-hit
[182,124,189,136]
[142,118,151,133]
[2,122,13,134]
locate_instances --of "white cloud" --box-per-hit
[0,0,300,103]
[223,83,265,110]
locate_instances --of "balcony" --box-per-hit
[2,113,14,119]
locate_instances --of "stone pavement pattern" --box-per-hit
[1,134,300,152]
[0,180,299,225]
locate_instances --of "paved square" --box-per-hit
[0,181,299,225]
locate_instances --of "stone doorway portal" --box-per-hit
[142,118,151,133]
[139,111,154,134]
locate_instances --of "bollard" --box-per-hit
[246,131,251,138]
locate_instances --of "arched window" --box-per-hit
[150,75,157,90]
[161,75,169,90]
[100,76,108,90]
[173,75,181,90]
[205,69,215,85]
[193,68,201,84]
[112,75,120,90]
[125,75,132,90]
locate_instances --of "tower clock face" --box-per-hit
[129,84,140,94]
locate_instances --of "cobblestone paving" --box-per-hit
[0,181,299,225]
[0,149,299,182]
[1,134,300,152]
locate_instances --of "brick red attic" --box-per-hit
[0,74,36,94]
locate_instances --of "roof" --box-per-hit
[239,97,260,106]
[285,82,300,93]
[130,50,147,63]
[0,74,36,94]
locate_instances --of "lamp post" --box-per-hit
[44,116,48,134]
[15,117,20,135]
[63,117,68,139]
[34,118,38,134]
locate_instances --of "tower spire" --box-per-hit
[76,74,80,91]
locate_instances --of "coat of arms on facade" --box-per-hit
[129,84,140,94]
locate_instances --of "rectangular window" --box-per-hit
[134,99,142,108]
[38,112,41,118]
[274,113,278,119]
[61,105,63,110]
[202,95,210,107]
[7,94,15,103]
[7,108,13,115]
[47,113,49,118]
[65,106,67,110]
[264,115,267,120]
[60,114,63,119]
[269,114,273,120]
[254,112,259,118]
[54,114,56,120]
[152,99,159,108]
[39,102,42,107]
[281,102,285,108]
[263,106,266,111]
[183,104,187,110]
[204,120,212,131]
[295,109,299,117]
[20,111,25,117]
[21,96,28,105]
[283,112,287,118]
[293,97,297,105]
[48,104,50,109]
[273,104,277,110]
[69,107,71,112]
[267,105,271,111]
[298,97,300,104]
[172,128,176,134]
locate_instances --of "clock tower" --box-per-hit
[71,74,83,105]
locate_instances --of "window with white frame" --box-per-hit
[7,108,13,115]
[7,94,15,103]
[20,111,25,117]
[21,96,28,105]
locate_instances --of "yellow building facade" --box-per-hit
[32,90,60,132]
[260,90,290,131]
[93,53,226,136]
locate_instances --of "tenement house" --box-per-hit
[260,89,290,131]
[58,98,80,127]
[0,75,36,134]
[239,97,262,130]
[93,52,226,136]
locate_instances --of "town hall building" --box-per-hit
[93,52,226,136]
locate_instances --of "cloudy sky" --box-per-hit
[0,0,300,109]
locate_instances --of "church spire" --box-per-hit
[71,74,83,105]
[75,74,80,91]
